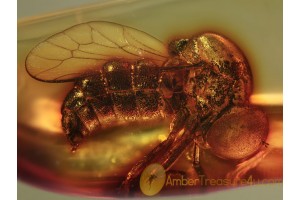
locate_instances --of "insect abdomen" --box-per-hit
[102,60,163,121]
[61,59,164,143]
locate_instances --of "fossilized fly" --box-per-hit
[25,21,268,194]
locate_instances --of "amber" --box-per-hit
[21,21,281,197]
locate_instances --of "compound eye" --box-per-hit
[206,106,269,160]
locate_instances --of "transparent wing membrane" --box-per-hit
[26,21,168,82]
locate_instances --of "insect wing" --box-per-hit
[25,21,168,82]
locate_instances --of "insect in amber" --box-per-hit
[25,21,268,194]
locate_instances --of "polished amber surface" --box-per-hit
[19,18,282,197]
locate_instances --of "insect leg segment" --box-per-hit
[156,114,199,168]
[121,108,198,194]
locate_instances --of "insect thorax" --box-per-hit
[163,33,253,122]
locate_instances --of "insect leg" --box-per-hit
[153,114,199,170]
[192,139,208,183]
[121,110,199,195]
[120,108,189,194]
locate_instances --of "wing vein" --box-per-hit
[73,49,112,58]
[124,28,168,59]
[46,41,76,51]
[32,54,66,61]
[88,24,141,58]
[62,32,80,45]
[26,21,169,82]
[32,60,63,77]
[53,73,82,81]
